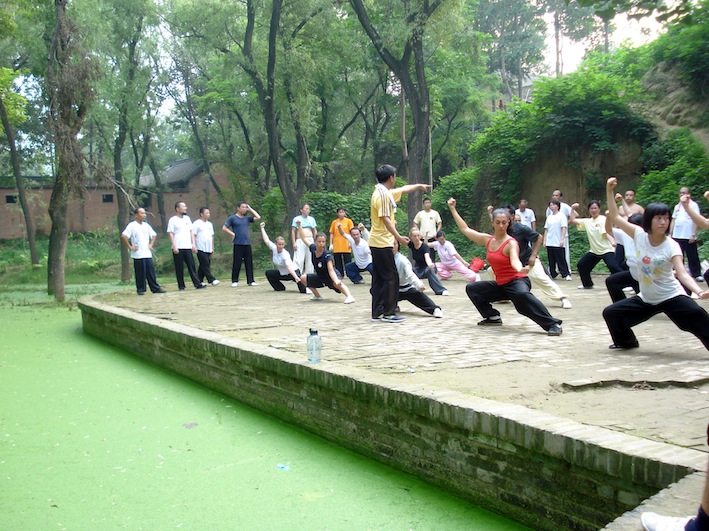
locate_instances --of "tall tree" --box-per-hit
[348,0,450,222]
[0,68,39,264]
[543,0,601,76]
[475,0,547,99]
[46,0,98,300]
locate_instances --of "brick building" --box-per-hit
[0,159,233,240]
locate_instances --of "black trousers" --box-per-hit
[333,252,351,276]
[546,246,570,278]
[133,258,161,293]
[603,294,709,349]
[370,246,398,318]
[196,250,216,284]
[231,244,255,284]
[398,286,438,315]
[578,252,621,288]
[605,270,640,303]
[675,238,701,278]
[266,268,306,293]
[465,277,561,332]
[172,249,200,289]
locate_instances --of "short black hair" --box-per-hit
[375,164,397,183]
[587,199,601,210]
[199,206,209,215]
[436,230,445,238]
[642,202,672,234]
[549,199,561,209]
[628,213,643,226]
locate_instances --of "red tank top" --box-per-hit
[486,237,525,285]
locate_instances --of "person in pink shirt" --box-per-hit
[429,231,478,282]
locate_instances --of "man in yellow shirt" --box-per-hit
[369,164,430,322]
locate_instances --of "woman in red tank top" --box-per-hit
[447,198,563,336]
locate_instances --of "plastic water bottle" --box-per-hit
[307,329,321,363]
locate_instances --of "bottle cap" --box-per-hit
[309,328,318,334]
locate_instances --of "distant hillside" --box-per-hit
[640,62,709,154]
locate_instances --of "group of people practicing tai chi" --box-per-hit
[122,167,709,351]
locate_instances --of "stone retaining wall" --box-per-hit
[79,297,706,530]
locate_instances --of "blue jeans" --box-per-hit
[345,261,373,283]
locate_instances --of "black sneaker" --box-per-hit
[608,342,639,350]
[547,324,563,336]
[477,317,502,326]
[382,314,406,323]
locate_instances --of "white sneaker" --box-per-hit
[441,290,450,296]
[561,298,572,309]
[564,275,572,281]
[200,282,207,287]
[640,512,692,531]
[433,308,443,318]
[211,279,220,286]
[343,295,355,304]
[231,282,238,287]
[310,295,324,301]
[305,288,312,295]
[248,282,258,286]
[577,285,593,289]
[622,286,635,294]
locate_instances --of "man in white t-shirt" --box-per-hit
[192,207,219,286]
[671,186,702,280]
[167,201,204,291]
[515,199,536,230]
[339,222,372,284]
[545,189,572,270]
[121,207,165,295]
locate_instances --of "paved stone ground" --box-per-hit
[101,272,709,452]
[97,272,709,527]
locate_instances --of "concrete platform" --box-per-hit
[80,272,709,529]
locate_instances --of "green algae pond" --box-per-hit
[1,286,529,530]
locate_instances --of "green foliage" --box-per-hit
[638,128,709,206]
[582,44,656,82]
[0,67,29,132]
[464,70,654,204]
[304,187,373,230]
[649,0,709,97]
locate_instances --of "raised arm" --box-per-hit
[569,203,581,226]
[606,178,637,238]
[680,194,709,230]
[392,183,431,195]
[447,198,490,246]
[247,205,261,221]
[259,222,272,247]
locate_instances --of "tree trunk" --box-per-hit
[47,172,68,300]
[240,0,301,219]
[148,156,167,232]
[0,94,39,264]
[554,11,562,77]
[348,0,440,226]
[46,0,97,300]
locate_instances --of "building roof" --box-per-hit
[139,159,205,188]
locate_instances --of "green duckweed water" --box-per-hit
[0,290,529,530]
